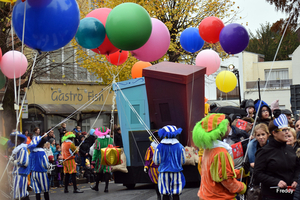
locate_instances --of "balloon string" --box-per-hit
[16,0,27,129]
[16,52,38,130]
[105,53,114,76]
[117,50,122,66]
[115,55,130,78]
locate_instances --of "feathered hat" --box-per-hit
[10,131,27,144]
[61,132,76,143]
[273,114,288,129]
[192,113,229,149]
[94,127,110,138]
[158,125,182,139]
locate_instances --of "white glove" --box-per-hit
[13,160,18,167]
[144,167,148,173]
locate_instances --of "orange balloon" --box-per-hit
[131,61,152,79]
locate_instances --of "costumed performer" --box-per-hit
[91,127,113,193]
[10,131,30,200]
[192,113,247,200]
[61,132,83,193]
[153,125,186,200]
[27,136,50,200]
[144,130,161,200]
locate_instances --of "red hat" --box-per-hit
[48,155,54,161]
[82,131,87,135]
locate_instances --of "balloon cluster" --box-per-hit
[198,16,249,54]
[179,16,249,77]
[77,3,171,66]
[10,1,171,81]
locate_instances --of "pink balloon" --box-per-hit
[0,51,28,79]
[131,18,170,62]
[195,49,220,75]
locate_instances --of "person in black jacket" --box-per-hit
[79,135,90,172]
[59,123,67,145]
[254,114,300,200]
[114,127,123,148]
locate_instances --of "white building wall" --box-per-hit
[292,46,300,84]
[244,89,290,109]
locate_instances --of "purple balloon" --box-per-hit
[219,23,249,54]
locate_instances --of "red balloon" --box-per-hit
[198,16,224,44]
[106,50,129,66]
[86,8,119,55]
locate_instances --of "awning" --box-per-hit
[71,104,112,114]
[28,104,114,115]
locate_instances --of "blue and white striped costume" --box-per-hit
[29,148,50,193]
[153,137,186,195]
[12,143,30,199]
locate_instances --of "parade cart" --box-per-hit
[113,62,206,188]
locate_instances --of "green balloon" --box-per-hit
[0,70,6,90]
[105,3,152,51]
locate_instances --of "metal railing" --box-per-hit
[246,79,292,90]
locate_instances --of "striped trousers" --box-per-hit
[13,174,29,199]
[158,172,186,195]
[31,171,49,193]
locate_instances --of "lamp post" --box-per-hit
[228,64,241,105]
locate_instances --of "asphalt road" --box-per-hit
[25,182,200,200]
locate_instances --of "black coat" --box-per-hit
[254,136,300,200]
[59,127,67,138]
[79,141,90,157]
[85,135,96,148]
[114,132,123,148]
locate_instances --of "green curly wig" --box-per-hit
[192,113,229,149]
[61,132,76,143]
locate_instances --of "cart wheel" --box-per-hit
[124,184,135,189]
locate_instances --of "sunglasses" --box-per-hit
[276,128,290,132]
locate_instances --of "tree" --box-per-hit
[245,19,300,61]
[266,0,300,23]
[76,0,240,85]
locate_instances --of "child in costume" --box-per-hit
[56,154,64,187]
[61,132,83,193]
[192,113,247,200]
[27,136,50,200]
[83,159,95,186]
[144,130,161,200]
[91,127,113,193]
[10,131,30,200]
[153,125,186,200]
[48,155,56,188]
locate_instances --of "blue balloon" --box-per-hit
[180,27,204,53]
[12,0,80,52]
[219,23,249,55]
[75,17,106,49]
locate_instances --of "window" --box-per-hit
[36,43,99,82]
[265,69,289,80]
[130,104,140,124]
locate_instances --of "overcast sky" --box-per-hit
[233,0,288,34]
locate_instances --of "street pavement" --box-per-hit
[26,182,200,200]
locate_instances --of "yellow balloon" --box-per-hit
[215,71,237,93]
